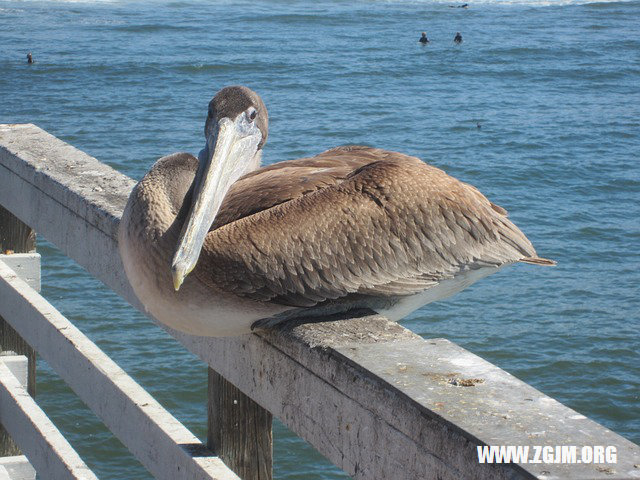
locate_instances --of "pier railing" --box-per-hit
[0,124,638,480]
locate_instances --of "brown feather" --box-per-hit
[119,85,556,336]
[193,146,547,308]
[519,257,557,266]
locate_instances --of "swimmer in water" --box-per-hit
[27,52,33,64]
[454,32,463,44]
[419,32,429,44]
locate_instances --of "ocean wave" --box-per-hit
[369,0,636,6]
[113,23,188,33]
[173,62,297,74]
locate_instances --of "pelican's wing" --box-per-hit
[210,146,384,230]
[195,146,552,307]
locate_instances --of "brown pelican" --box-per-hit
[119,86,555,337]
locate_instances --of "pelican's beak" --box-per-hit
[171,113,261,291]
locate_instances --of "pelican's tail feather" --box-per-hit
[519,256,557,266]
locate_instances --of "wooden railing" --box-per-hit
[0,255,238,480]
[0,124,638,480]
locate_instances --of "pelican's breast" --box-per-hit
[118,152,290,336]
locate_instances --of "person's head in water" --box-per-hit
[27,52,33,64]
[419,32,429,44]
[454,32,463,44]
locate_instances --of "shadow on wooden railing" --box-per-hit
[0,124,638,480]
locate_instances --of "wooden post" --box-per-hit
[0,207,35,255]
[0,205,36,456]
[208,369,273,480]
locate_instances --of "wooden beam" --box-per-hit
[0,206,36,457]
[0,357,97,480]
[0,356,34,480]
[2,124,639,480]
[0,260,239,480]
[0,357,35,480]
[208,369,273,480]
[0,456,35,480]
[0,207,35,255]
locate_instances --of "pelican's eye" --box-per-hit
[246,107,258,122]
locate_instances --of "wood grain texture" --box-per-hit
[208,369,273,480]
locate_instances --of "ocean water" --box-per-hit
[1,0,639,478]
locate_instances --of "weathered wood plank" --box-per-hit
[0,255,40,292]
[0,355,28,392]
[0,357,97,480]
[2,124,640,480]
[0,255,39,468]
[0,456,35,480]
[208,369,273,480]
[0,260,239,480]
[0,361,34,480]
[0,209,37,457]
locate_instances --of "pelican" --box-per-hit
[119,86,555,337]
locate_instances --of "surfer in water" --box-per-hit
[419,32,429,44]
[454,32,463,44]
[27,52,33,64]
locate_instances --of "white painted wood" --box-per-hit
[0,255,40,293]
[0,261,239,480]
[2,124,640,480]
[0,456,35,480]
[0,356,27,392]
[0,359,96,480]
[0,124,134,303]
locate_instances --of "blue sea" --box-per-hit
[1,0,639,478]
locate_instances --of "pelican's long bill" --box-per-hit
[171,112,262,291]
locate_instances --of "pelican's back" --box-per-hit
[194,147,552,320]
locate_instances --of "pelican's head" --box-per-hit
[171,86,268,291]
